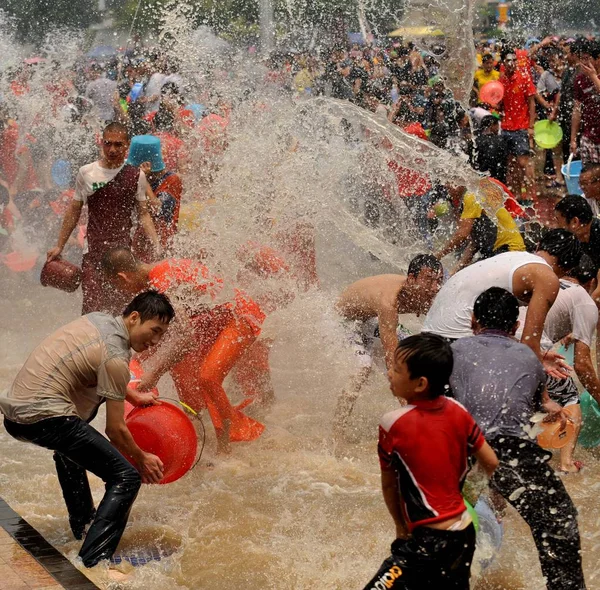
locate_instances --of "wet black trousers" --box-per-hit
[363,524,476,590]
[490,436,586,590]
[4,416,141,567]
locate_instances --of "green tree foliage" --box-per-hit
[511,0,600,33]
[111,0,258,36]
[112,0,405,45]
[2,0,100,42]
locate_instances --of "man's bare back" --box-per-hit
[336,274,407,322]
[332,257,444,439]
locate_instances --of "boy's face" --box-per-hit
[387,356,427,401]
[127,312,170,352]
[102,131,130,166]
[554,210,585,235]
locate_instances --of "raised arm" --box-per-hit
[136,199,161,257]
[435,218,474,259]
[514,266,559,360]
[136,311,196,391]
[574,340,600,405]
[570,101,582,154]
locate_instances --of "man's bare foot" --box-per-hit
[557,460,583,474]
[108,567,133,583]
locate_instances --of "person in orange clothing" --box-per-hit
[102,247,265,454]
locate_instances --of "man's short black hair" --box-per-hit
[407,254,443,278]
[500,45,517,62]
[554,194,593,225]
[473,287,519,333]
[571,38,590,57]
[482,54,494,63]
[395,333,453,398]
[480,115,498,131]
[103,121,130,140]
[123,290,175,324]
[537,228,582,271]
[588,40,600,60]
[567,254,597,286]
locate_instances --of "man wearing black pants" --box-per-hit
[0,291,173,567]
[450,287,586,590]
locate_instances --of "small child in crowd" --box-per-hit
[363,333,498,590]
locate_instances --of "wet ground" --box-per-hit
[1,222,598,590]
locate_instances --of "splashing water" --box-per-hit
[0,3,599,590]
[399,0,476,107]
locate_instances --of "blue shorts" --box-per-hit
[501,129,530,156]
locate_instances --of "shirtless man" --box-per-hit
[334,254,443,437]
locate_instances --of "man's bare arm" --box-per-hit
[137,310,196,390]
[47,200,83,260]
[435,218,474,259]
[105,399,163,483]
[570,101,582,153]
[514,267,559,359]
[378,307,400,370]
[137,200,161,257]
[574,340,600,405]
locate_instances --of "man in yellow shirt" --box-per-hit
[473,54,500,91]
[434,187,525,271]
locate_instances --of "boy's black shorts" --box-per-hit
[363,524,476,590]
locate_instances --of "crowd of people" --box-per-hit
[0,29,600,589]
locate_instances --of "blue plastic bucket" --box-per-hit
[51,159,72,188]
[561,155,583,195]
[579,391,600,448]
[128,82,144,103]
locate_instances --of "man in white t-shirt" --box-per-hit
[517,254,600,473]
[423,229,582,377]
[47,122,160,314]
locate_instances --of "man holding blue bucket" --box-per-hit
[126,135,182,262]
[570,39,600,197]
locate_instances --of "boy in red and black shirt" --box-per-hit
[363,333,498,590]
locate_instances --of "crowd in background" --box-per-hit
[1,32,600,259]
